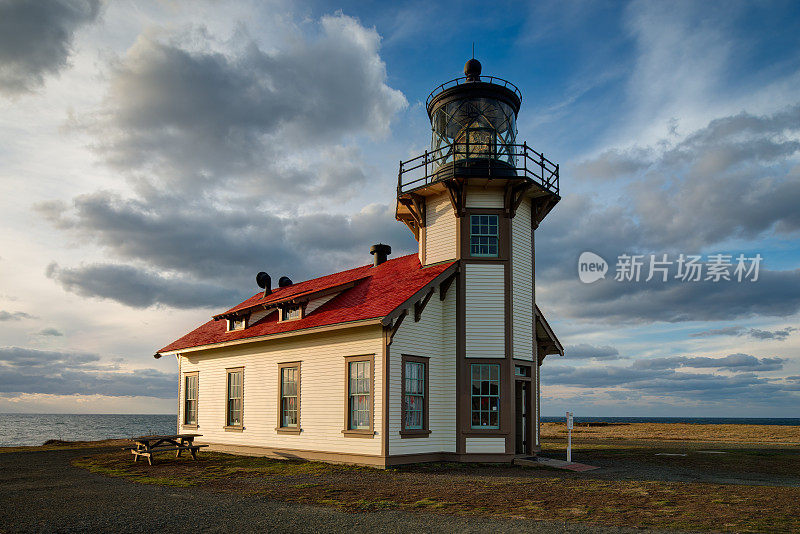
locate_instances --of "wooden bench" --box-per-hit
[129,434,207,465]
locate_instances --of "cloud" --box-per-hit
[45,262,241,309]
[0,310,35,321]
[39,14,416,311]
[0,0,101,96]
[89,15,406,198]
[691,326,796,341]
[543,358,800,404]
[564,343,621,360]
[631,353,786,372]
[34,328,63,337]
[538,104,800,324]
[0,347,174,398]
[40,194,415,309]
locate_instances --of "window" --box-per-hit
[183,373,198,427]
[470,214,499,257]
[471,364,500,429]
[280,305,302,322]
[227,316,246,331]
[279,364,299,429]
[346,357,371,432]
[226,368,243,429]
[401,355,429,436]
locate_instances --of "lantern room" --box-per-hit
[427,58,521,174]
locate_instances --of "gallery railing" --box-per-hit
[397,140,559,197]
[426,75,523,109]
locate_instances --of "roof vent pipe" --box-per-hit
[278,276,293,288]
[256,272,271,296]
[370,243,392,266]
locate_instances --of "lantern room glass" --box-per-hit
[430,97,517,169]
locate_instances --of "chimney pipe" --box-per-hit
[256,272,272,296]
[370,243,392,266]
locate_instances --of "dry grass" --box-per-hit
[72,449,800,532]
[541,422,800,445]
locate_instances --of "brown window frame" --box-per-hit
[459,208,510,261]
[342,354,375,438]
[278,304,305,322]
[400,355,430,438]
[182,371,198,429]
[276,362,301,434]
[224,367,244,431]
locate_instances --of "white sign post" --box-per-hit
[566,411,573,463]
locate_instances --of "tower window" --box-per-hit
[470,215,499,257]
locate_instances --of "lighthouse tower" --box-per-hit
[396,59,562,455]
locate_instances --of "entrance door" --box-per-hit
[515,381,529,454]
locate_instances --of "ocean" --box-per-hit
[1,414,798,447]
[0,414,177,447]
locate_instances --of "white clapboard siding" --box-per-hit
[465,186,504,208]
[305,292,339,315]
[388,286,457,456]
[511,198,534,361]
[250,308,276,325]
[465,263,505,358]
[178,325,384,456]
[424,193,457,265]
[465,437,506,454]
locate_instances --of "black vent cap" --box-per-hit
[370,243,392,266]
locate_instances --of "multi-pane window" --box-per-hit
[184,374,197,426]
[280,366,298,428]
[281,305,301,321]
[471,364,500,429]
[228,317,246,331]
[348,360,371,430]
[226,369,243,427]
[470,215,499,257]
[403,361,425,429]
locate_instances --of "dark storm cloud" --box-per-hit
[690,326,796,341]
[0,347,173,397]
[631,353,785,372]
[92,16,406,197]
[564,343,621,360]
[542,265,800,323]
[45,262,242,309]
[39,193,415,309]
[543,360,800,403]
[0,310,35,321]
[40,15,414,311]
[0,0,100,95]
[537,105,800,323]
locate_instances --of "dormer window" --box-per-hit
[227,316,246,331]
[470,214,499,257]
[280,304,303,322]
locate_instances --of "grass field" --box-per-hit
[63,423,800,533]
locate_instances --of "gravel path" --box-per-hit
[0,446,684,534]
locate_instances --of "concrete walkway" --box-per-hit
[515,456,600,472]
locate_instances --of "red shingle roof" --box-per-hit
[158,253,456,354]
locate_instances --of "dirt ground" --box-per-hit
[61,423,800,533]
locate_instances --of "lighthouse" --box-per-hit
[159,58,563,465]
[396,58,562,455]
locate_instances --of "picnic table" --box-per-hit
[130,433,207,465]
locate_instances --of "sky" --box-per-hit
[0,0,798,417]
